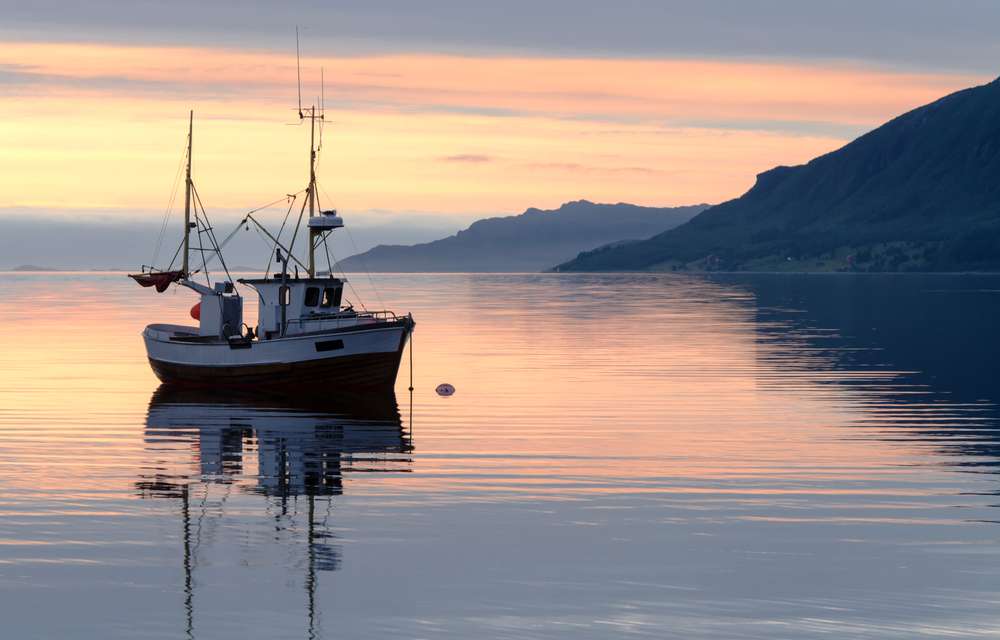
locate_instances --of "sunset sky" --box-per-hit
[1,1,998,265]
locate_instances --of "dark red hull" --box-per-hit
[148,346,406,391]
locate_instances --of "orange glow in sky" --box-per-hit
[0,41,986,218]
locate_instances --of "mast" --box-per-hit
[182,111,193,276]
[296,30,323,278]
[308,107,317,277]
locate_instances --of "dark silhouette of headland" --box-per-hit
[557,77,1000,272]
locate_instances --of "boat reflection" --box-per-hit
[139,385,412,498]
[136,385,412,638]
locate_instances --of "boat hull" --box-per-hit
[144,321,411,391]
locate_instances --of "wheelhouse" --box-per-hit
[239,276,347,339]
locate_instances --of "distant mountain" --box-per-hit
[337,201,707,272]
[11,264,57,272]
[557,77,1000,272]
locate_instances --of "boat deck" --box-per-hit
[146,324,200,340]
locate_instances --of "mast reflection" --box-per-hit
[136,385,413,639]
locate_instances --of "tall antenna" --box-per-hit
[295,26,303,118]
[319,67,325,150]
[293,28,325,277]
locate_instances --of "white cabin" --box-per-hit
[240,277,347,339]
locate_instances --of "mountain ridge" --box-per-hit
[556,76,1000,272]
[338,200,708,272]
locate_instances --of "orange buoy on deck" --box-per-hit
[190,302,201,320]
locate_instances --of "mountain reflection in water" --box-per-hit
[732,274,1000,469]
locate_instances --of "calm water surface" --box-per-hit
[1,272,999,638]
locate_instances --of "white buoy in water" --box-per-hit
[435,383,455,397]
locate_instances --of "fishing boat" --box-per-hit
[129,101,414,391]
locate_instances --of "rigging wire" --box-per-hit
[193,207,211,285]
[179,214,252,276]
[245,214,309,273]
[317,181,385,311]
[191,183,235,288]
[323,68,368,311]
[195,189,233,284]
[217,219,248,251]
[320,231,367,312]
[265,194,301,278]
[166,191,306,278]
[151,139,188,268]
[321,232,334,275]
[213,217,252,258]
[313,175,380,310]
[343,225,384,311]
[251,223,280,256]
[311,178,363,303]
[166,237,184,272]
[247,193,303,218]
[187,189,215,284]
[285,190,310,269]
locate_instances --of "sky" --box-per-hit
[1,1,998,267]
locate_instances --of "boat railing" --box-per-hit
[363,310,403,322]
[283,309,405,331]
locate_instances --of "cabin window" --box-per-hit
[315,339,344,352]
[279,286,290,306]
[320,287,342,308]
[304,287,320,307]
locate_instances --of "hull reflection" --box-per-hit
[136,385,413,638]
[140,385,412,498]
